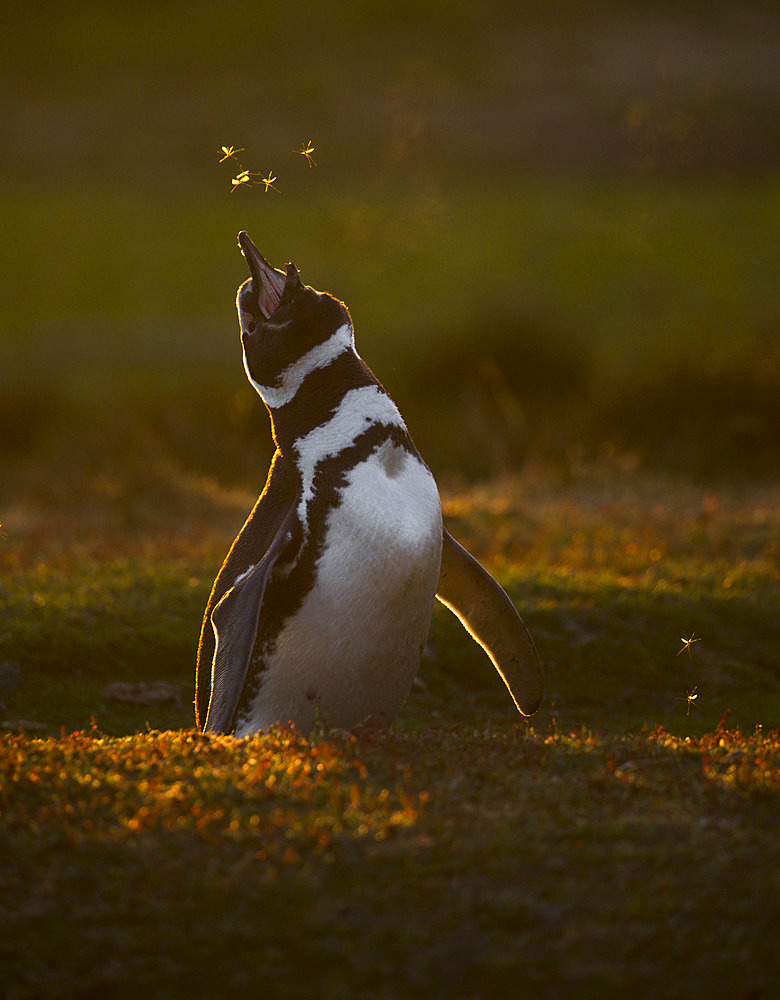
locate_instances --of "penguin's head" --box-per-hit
[236,231,353,405]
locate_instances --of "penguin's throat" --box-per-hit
[237,278,282,323]
[246,322,357,411]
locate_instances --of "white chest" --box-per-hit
[234,444,442,734]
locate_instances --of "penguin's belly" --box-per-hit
[235,444,442,734]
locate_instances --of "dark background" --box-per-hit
[2,0,778,495]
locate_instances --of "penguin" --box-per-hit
[195,231,543,736]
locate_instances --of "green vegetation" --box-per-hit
[2,723,778,998]
[2,468,778,996]
[2,3,778,480]
[1,1,778,996]
[2,465,777,738]
[3,176,778,480]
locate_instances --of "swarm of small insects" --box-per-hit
[218,140,317,194]
[218,145,278,194]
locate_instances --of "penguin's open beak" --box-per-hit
[238,231,286,319]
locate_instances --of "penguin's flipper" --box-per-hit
[436,528,544,716]
[204,509,296,734]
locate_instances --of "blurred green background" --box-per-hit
[2,0,778,494]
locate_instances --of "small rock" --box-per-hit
[101,681,183,705]
[2,719,48,732]
[0,661,23,693]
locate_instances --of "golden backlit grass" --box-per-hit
[1,463,779,996]
[1,727,419,857]
[5,721,776,846]
[1,720,778,997]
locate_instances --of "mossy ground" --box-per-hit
[2,465,778,998]
[1,722,778,998]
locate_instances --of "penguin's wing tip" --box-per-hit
[436,529,544,717]
[508,660,545,717]
[204,507,298,734]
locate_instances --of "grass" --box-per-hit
[2,463,777,736]
[2,463,778,996]
[1,722,778,998]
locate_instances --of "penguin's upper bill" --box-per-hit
[237,230,288,319]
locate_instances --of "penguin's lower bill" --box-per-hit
[194,233,544,735]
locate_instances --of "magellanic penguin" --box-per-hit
[195,232,543,736]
